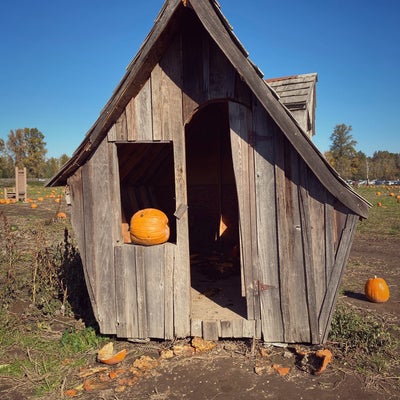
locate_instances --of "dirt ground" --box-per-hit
[0,202,399,400]
[97,232,399,400]
[60,233,399,400]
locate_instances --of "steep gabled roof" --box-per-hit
[47,0,370,218]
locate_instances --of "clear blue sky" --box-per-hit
[0,0,399,159]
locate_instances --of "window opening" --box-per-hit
[117,142,176,244]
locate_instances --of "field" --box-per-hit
[0,183,399,399]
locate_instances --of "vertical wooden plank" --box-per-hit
[307,171,327,312]
[253,101,284,343]
[90,140,116,334]
[191,319,203,337]
[173,138,191,337]
[151,63,163,141]
[319,214,358,342]
[229,101,256,320]
[284,143,309,343]
[274,129,290,342]
[242,320,256,338]
[68,169,100,320]
[144,245,165,338]
[68,169,86,266]
[86,139,117,334]
[135,246,148,339]
[125,97,136,141]
[298,163,319,344]
[127,79,153,141]
[115,111,128,141]
[114,246,139,338]
[107,123,117,142]
[159,34,183,140]
[203,321,219,341]
[108,142,123,245]
[182,16,205,122]
[232,319,244,338]
[164,243,175,340]
[325,200,335,286]
[209,39,235,99]
[81,162,98,318]
[220,320,233,338]
[202,33,210,99]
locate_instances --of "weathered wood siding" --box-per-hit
[68,139,122,334]
[68,9,359,343]
[227,97,359,343]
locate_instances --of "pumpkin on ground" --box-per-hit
[130,208,170,245]
[364,276,390,303]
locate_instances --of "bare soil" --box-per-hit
[0,203,399,400]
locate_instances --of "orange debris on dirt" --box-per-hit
[97,342,127,365]
[191,337,216,353]
[314,349,333,375]
[272,364,290,376]
[64,389,79,397]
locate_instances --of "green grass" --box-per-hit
[0,314,106,396]
[0,192,107,397]
[355,185,400,237]
[329,303,399,375]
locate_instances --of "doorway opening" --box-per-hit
[185,102,246,320]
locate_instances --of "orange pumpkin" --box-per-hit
[130,208,170,245]
[364,276,390,303]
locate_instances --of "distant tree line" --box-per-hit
[0,128,70,179]
[1,125,399,183]
[325,124,400,182]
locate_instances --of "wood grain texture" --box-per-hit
[319,214,358,342]
[252,100,284,342]
[229,102,256,319]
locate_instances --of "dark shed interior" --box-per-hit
[185,102,245,319]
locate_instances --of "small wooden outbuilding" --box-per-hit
[48,0,370,344]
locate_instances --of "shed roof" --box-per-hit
[47,0,370,218]
[266,73,317,111]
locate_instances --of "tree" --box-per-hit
[6,128,47,178]
[0,138,14,178]
[43,153,71,178]
[370,151,398,180]
[329,124,357,180]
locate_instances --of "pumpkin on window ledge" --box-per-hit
[130,208,170,245]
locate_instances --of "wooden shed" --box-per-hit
[48,0,370,344]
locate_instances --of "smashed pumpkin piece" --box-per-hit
[314,349,333,375]
[272,364,290,376]
[64,388,79,397]
[83,378,108,391]
[109,368,126,380]
[78,366,108,378]
[97,342,127,365]
[132,355,159,372]
[191,337,216,353]
[159,349,174,359]
[172,344,195,357]
[117,376,140,387]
